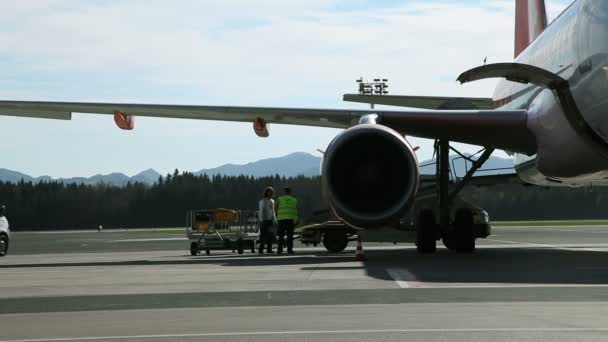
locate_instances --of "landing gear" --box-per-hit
[416,139,494,254]
[453,208,475,253]
[442,208,475,252]
[416,209,436,253]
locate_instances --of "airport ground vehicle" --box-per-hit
[0,206,10,257]
[186,208,259,256]
[300,195,490,253]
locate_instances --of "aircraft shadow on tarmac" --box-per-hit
[4,247,608,285]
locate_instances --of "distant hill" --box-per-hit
[0,152,514,186]
[195,152,322,178]
[0,169,37,183]
[58,173,133,186]
[0,168,161,186]
[130,169,162,184]
[419,154,514,176]
[0,153,322,186]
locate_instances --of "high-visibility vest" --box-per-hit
[277,195,298,221]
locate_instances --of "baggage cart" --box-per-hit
[186,208,259,255]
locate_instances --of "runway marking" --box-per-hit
[110,238,186,242]
[487,239,608,251]
[386,268,424,288]
[384,268,608,289]
[485,238,549,247]
[538,227,608,233]
[540,228,580,232]
[4,328,608,341]
[418,283,608,288]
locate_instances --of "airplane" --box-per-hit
[0,0,603,254]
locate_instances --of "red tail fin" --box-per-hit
[514,0,548,58]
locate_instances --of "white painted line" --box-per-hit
[486,238,520,244]
[386,268,424,288]
[421,283,608,289]
[487,239,608,251]
[540,228,580,232]
[486,238,552,248]
[4,328,608,341]
[495,225,608,229]
[110,238,186,242]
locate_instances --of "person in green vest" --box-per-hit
[276,186,299,254]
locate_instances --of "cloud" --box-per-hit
[0,0,573,176]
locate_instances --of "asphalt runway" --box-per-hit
[2,226,608,341]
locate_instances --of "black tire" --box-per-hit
[250,241,256,253]
[237,240,244,254]
[190,242,199,256]
[416,209,437,254]
[322,231,349,253]
[442,232,457,251]
[0,234,8,257]
[454,208,475,253]
[205,249,211,255]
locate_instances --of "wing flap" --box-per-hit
[343,94,494,109]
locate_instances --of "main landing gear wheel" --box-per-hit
[453,208,475,253]
[441,231,457,251]
[323,231,349,253]
[416,210,437,254]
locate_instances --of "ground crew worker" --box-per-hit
[276,187,298,254]
[258,186,277,254]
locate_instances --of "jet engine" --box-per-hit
[321,124,419,227]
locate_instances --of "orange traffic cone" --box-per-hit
[355,235,366,261]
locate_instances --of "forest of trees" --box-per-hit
[0,170,323,231]
[1,170,608,230]
[464,183,608,221]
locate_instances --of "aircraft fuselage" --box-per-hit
[496,0,608,186]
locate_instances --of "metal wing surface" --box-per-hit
[342,94,495,110]
[0,100,533,153]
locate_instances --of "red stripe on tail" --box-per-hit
[514,0,548,58]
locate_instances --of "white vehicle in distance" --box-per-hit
[0,205,10,256]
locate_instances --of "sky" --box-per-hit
[0,0,571,178]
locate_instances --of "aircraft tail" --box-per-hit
[514,0,548,58]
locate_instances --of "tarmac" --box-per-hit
[2,226,608,341]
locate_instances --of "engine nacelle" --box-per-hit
[321,124,419,227]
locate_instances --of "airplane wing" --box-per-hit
[0,101,366,128]
[342,94,495,110]
[0,100,535,154]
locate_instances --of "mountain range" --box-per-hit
[0,152,514,186]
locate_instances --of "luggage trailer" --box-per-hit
[186,209,259,256]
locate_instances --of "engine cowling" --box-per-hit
[321,124,419,227]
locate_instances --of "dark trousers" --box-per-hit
[277,219,295,252]
[259,220,274,253]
